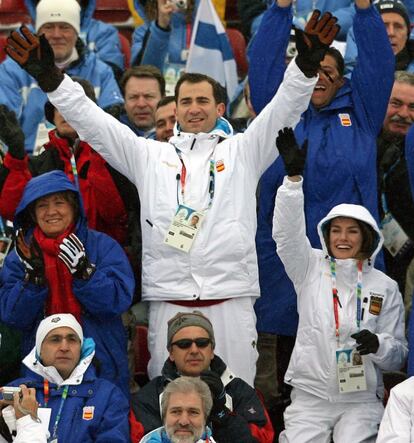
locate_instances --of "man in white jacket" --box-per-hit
[5,15,339,384]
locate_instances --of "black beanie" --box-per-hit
[375,0,411,34]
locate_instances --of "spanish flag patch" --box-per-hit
[216,160,225,172]
[82,406,95,421]
[338,113,352,127]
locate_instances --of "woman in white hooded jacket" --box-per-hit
[272,128,408,443]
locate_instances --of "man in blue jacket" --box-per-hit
[249,0,395,406]
[0,0,123,153]
[0,313,130,442]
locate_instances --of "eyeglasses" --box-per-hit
[170,338,212,349]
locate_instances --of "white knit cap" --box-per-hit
[36,313,83,356]
[36,0,81,34]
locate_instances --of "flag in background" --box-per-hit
[186,0,238,102]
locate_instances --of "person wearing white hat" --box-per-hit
[0,0,123,153]
[0,313,130,443]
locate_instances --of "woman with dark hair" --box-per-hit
[0,170,134,398]
[272,128,407,442]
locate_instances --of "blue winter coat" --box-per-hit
[0,171,134,398]
[250,0,355,41]
[250,4,394,335]
[24,0,124,71]
[131,0,199,71]
[0,44,123,153]
[9,365,130,442]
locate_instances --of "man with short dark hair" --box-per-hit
[0,313,129,442]
[5,14,338,385]
[120,65,166,138]
[155,96,176,142]
[131,311,274,443]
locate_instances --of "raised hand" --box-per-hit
[58,233,96,279]
[0,105,26,160]
[276,127,307,177]
[6,25,64,92]
[295,10,340,77]
[15,230,45,285]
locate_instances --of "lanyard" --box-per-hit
[329,258,363,340]
[175,149,215,210]
[0,217,5,237]
[43,381,69,440]
[69,139,81,192]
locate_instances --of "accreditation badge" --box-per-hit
[336,348,367,394]
[381,212,410,257]
[164,204,204,253]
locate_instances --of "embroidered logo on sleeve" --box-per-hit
[82,406,95,420]
[338,113,352,127]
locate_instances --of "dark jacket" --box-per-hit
[0,171,134,398]
[131,355,274,443]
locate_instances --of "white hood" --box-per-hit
[317,203,383,261]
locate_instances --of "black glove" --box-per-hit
[58,233,96,280]
[15,230,45,285]
[351,330,379,356]
[6,25,64,92]
[295,10,340,77]
[200,370,228,422]
[0,105,26,160]
[276,127,307,177]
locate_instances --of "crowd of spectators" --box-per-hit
[0,0,414,441]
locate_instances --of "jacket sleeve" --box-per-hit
[0,251,48,330]
[272,176,315,289]
[131,381,164,435]
[131,21,170,69]
[237,59,317,180]
[72,232,134,317]
[351,4,395,136]
[248,2,292,115]
[0,154,32,221]
[47,75,154,190]
[95,383,130,442]
[376,381,413,443]
[369,280,408,371]
[213,380,274,443]
[0,59,25,115]
[14,414,47,443]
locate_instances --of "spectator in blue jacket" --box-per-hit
[238,0,356,41]
[0,170,134,398]
[24,0,125,76]
[0,0,124,153]
[249,0,394,406]
[119,65,166,138]
[131,0,201,94]
[345,0,414,74]
[0,313,130,442]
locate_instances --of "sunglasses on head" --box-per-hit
[171,337,212,349]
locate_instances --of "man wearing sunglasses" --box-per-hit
[130,311,274,443]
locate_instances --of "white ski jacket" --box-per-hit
[48,60,316,301]
[273,177,407,403]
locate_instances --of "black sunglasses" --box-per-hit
[171,337,212,349]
